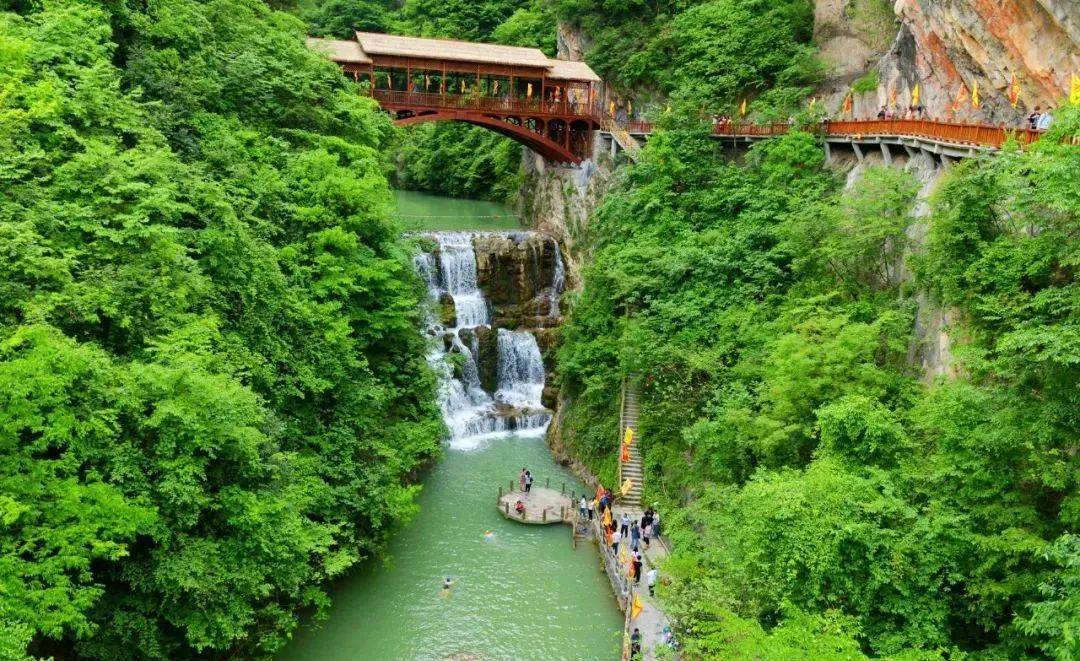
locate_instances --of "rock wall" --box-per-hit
[816,0,1079,122]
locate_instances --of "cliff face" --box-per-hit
[816,0,1079,122]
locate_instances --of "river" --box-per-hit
[278,192,622,661]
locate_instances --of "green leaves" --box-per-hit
[1,0,440,656]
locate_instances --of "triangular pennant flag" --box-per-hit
[739,98,748,116]
[1008,75,1021,108]
[971,80,980,108]
[631,595,644,619]
[460,79,466,93]
[609,100,616,116]
[842,92,853,115]
[1071,74,1080,105]
[951,84,969,113]
[912,83,920,107]
[624,427,634,446]
[809,96,817,109]
[526,82,533,98]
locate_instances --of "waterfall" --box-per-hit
[417,232,556,449]
[548,239,565,318]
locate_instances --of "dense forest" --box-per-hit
[546,3,1078,656]
[3,0,1078,658]
[0,0,442,657]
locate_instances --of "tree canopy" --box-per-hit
[0,0,441,657]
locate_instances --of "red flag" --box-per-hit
[842,93,853,115]
[951,84,969,114]
[1008,75,1021,108]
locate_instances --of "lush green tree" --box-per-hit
[0,0,442,657]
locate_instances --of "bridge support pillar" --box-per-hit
[824,141,832,164]
[852,143,865,162]
[880,143,892,165]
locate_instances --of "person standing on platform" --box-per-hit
[587,498,595,520]
[620,512,630,537]
[519,467,526,492]
[611,529,621,554]
[524,471,533,494]
[630,521,641,551]
[579,496,588,519]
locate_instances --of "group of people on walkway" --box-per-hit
[1027,106,1055,130]
[518,467,534,494]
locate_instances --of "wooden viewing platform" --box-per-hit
[495,478,581,525]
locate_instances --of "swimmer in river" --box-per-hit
[483,530,495,540]
[442,577,454,591]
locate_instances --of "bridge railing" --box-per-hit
[372,89,595,120]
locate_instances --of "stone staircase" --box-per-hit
[619,374,643,508]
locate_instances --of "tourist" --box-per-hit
[630,628,642,658]
[1028,107,1042,130]
[877,105,887,120]
[620,512,630,537]
[515,499,525,515]
[524,471,533,493]
[587,498,595,520]
[1037,109,1053,130]
[652,510,662,539]
[611,528,621,554]
[519,467,527,492]
[579,496,588,519]
[632,555,643,583]
[646,567,658,596]
[915,104,925,118]
[630,521,641,551]
[640,512,652,549]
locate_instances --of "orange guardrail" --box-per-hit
[611,118,1044,149]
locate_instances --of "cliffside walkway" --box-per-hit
[312,32,1049,165]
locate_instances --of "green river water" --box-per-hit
[278,193,623,661]
[393,190,523,232]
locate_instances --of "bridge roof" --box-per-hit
[545,59,600,83]
[355,32,551,69]
[305,38,372,64]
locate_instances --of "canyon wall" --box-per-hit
[816,0,1079,122]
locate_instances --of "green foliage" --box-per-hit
[556,0,819,114]
[557,110,1078,656]
[852,69,880,94]
[1,0,441,657]
[389,122,524,202]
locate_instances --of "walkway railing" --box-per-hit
[373,89,594,120]
[616,118,1045,150]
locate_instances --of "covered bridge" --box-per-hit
[308,32,603,163]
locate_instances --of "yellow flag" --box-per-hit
[912,83,920,107]
[1071,74,1080,105]
[609,100,616,116]
[623,427,634,446]
[739,98,747,116]
[526,82,533,98]
[971,80,980,108]
[1008,75,1021,108]
[631,594,644,619]
[809,96,817,109]
[621,478,632,497]
[627,100,633,115]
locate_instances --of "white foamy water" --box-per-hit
[416,232,556,447]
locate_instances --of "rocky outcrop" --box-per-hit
[518,149,616,289]
[473,231,564,330]
[816,0,1079,122]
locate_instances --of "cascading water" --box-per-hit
[417,232,559,449]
